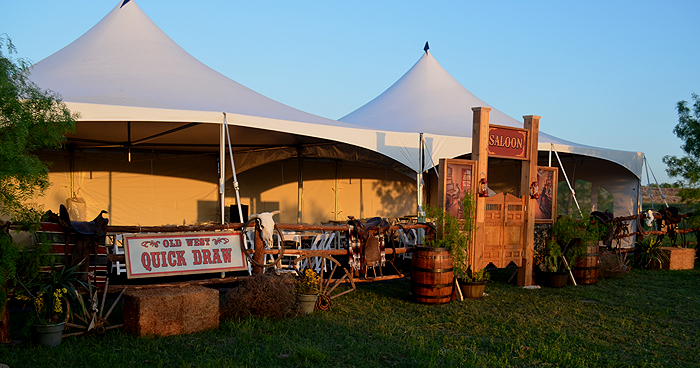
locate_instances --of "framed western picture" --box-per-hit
[437,158,476,220]
[535,167,558,223]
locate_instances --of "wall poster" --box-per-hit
[534,167,558,222]
[438,159,476,220]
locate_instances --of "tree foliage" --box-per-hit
[0,34,77,223]
[663,93,700,203]
[1,35,77,317]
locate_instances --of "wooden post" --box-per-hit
[0,299,10,344]
[518,115,540,286]
[253,229,265,275]
[471,107,491,270]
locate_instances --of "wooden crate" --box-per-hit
[660,247,696,270]
[123,286,219,337]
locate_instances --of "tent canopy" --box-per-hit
[29,0,423,174]
[340,50,643,179]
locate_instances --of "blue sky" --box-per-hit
[3,0,699,184]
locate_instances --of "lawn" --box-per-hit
[2,267,699,367]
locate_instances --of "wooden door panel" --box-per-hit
[481,193,525,268]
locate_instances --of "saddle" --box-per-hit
[52,205,109,279]
[347,216,390,277]
[658,206,682,245]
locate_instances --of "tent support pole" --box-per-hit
[552,146,583,217]
[644,155,668,207]
[644,155,655,209]
[417,133,425,220]
[223,113,244,224]
[297,147,303,224]
[219,118,226,224]
[334,160,339,222]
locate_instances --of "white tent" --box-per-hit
[340,48,643,219]
[27,0,642,226]
[28,1,425,225]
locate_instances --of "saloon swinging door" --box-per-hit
[483,193,526,269]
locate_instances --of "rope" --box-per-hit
[316,294,332,311]
[644,155,668,207]
[551,144,583,217]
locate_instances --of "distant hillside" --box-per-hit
[640,186,682,204]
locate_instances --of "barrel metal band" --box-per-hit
[413,283,452,289]
[415,295,451,300]
[412,267,453,273]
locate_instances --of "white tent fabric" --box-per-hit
[25,0,642,225]
[28,1,423,174]
[26,0,429,225]
[340,50,644,179]
[340,50,643,223]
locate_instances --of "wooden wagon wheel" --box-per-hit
[292,254,355,310]
[64,277,126,337]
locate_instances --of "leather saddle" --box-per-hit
[53,205,109,278]
[347,216,390,270]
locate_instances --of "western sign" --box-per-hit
[488,125,529,160]
[123,231,247,278]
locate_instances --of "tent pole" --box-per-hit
[552,146,583,217]
[334,160,339,222]
[219,118,226,224]
[417,133,425,221]
[223,113,244,224]
[297,147,303,224]
[645,155,668,207]
[644,155,655,209]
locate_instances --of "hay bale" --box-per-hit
[220,272,297,320]
[123,285,219,337]
[660,247,696,270]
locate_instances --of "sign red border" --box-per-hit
[123,230,247,278]
[487,125,529,160]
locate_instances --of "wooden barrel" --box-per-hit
[573,244,600,285]
[411,246,454,304]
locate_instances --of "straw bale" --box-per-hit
[660,247,696,270]
[123,285,219,337]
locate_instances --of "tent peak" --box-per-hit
[120,0,131,8]
[423,41,429,53]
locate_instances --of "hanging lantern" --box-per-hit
[530,179,540,199]
[478,178,489,197]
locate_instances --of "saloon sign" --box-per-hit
[488,125,529,160]
[123,231,247,278]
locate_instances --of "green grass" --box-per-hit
[3,267,700,367]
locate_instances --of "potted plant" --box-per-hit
[538,243,569,288]
[413,195,476,303]
[633,235,669,270]
[15,262,89,346]
[294,268,320,314]
[459,265,490,299]
[538,213,605,287]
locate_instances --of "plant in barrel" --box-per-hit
[539,213,606,286]
[413,195,479,302]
